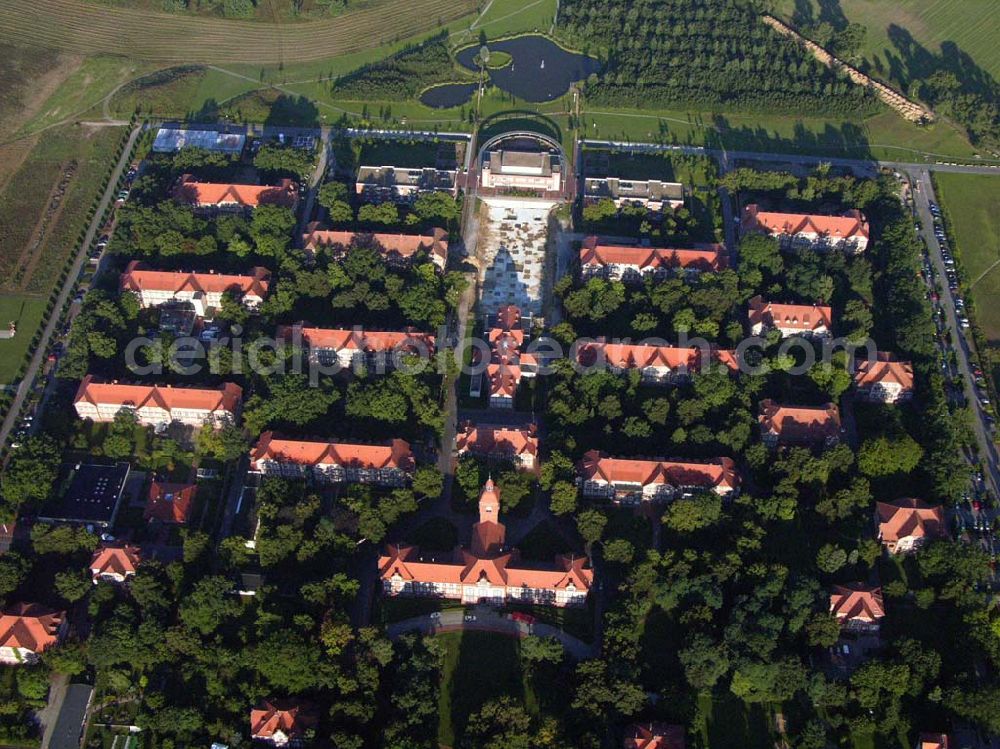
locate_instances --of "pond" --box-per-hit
[455,34,601,103]
[420,82,478,109]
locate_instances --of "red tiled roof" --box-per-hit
[301,223,449,263]
[918,734,949,749]
[0,604,64,654]
[742,204,869,242]
[174,174,298,208]
[90,545,141,578]
[251,432,415,472]
[624,723,686,749]
[854,353,915,391]
[250,700,317,740]
[581,236,727,272]
[380,480,593,592]
[471,479,505,556]
[145,482,197,524]
[278,325,436,355]
[121,261,271,298]
[379,545,594,591]
[456,423,539,460]
[712,349,741,372]
[74,376,242,415]
[748,295,832,332]
[759,399,841,442]
[577,340,697,370]
[496,305,522,330]
[580,450,740,492]
[829,584,885,624]
[876,498,946,544]
[484,306,535,398]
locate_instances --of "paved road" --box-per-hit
[908,168,1000,500]
[37,673,69,749]
[386,606,597,659]
[293,125,331,238]
[44,683,92,749]
[0,123,140,455]
[437,127,482,496]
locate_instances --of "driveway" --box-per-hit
[44,683,92,749]
[387,606,597,659]
[37,673,68,749]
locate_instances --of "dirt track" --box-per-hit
[0,0,477,63]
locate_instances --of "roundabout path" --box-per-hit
[0,0,476,64]
[387,606,597,660]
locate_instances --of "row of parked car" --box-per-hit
[926,200,995,421]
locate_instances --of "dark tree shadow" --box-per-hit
[703,114,875,162]
[264,94,320,128]
[790,0,848,30]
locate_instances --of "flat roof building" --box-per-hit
[40,462,131,529]
[152,127,247,155]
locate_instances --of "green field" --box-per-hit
[0,123,122,294]
[436,630,538,748]
[773,0,1000,84]
[0,0,478,64]
[583,106,985,162]
[0,296,48,384]
[932,172,1000,344]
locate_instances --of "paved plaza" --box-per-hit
[479,198,556,316]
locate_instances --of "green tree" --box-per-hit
[178,576,243,635]
[195,420,248,461]
[679,634,730,691]
[54,570,93,603]
[858,434,923,477]
[412,466,444,499]
[816,543,848,573]
[103,409,139,460]
[576,509,607,544]
[549,481,578,515]
[0,553,28,598]
[663,494,723,532]
[253,144,315,179]
[2,435,61,514]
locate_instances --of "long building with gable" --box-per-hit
[742,204,869,253]
[250,432,414,487]
[121,261,271,314]
[379,480,593,607]
[580,236,727,281]
[578,451,740,503]
[73,377,242,427]
[300,223,448,270]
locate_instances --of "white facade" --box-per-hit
[382,575,588,607]
[130,287,264,314]
[73,401,233,428]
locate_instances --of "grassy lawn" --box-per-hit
[773,0,1000,84]
[449,0,558,46]
[694,693,779,749]
[436,630,537,749]
[0,296,48,385]
[20,55,156,134]
[582,106,982,161]
[375,595,464,625]
[931,172,1000,344]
